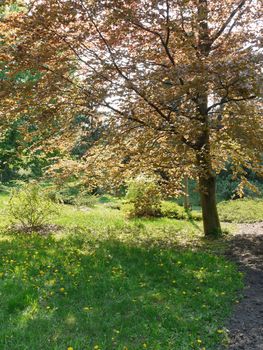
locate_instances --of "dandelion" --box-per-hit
[67,347,73,350]
[83,306,92,312]
[59,287,65,292]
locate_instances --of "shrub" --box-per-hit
[98,195,115,203]
[161,201,202,221]
[99,195,123,210]
[125,175,162,217]
[218,198,263,223]
[161,201,187,219]
[75,192,98,208]
[103,202,121,210]
[46,188,63,203]
[0,184,10,194]
[8,183,59,230]
[47,182,98,207]
[189,210,203,221]
[57,182,81,205]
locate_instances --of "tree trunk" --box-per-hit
[183,176,190,210]
[196,125,222,236]
[195,0,221,236]
[198,172,221,237]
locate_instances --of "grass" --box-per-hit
[218,198,263,223]
[0,193,246,350]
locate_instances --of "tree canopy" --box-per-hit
[1,0,262,235]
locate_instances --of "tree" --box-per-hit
[2,0,263,236]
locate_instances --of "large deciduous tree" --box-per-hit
[2,0,263,236]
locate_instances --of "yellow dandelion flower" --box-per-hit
[83,306,92,312]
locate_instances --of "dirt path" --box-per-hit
[224,222,263,350]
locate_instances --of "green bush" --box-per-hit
[98,195,115,203]
[0,183,10,194]
[161,201,187,219]
[99,195,123,210]
[57,182,81,205]
[103,202,122,210]
[189,210,203,221]
[218,198,263,223]
[161,201,202,221]
[75,192,98,208]
[8,183,59,230]
[47,182,98,207]
[125,175,162,218]
[46,188,63,204]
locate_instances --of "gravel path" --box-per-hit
[224,222,263,350]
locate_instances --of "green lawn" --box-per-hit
[0,194,245,350]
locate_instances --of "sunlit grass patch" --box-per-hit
[0,192,245,349]
[0,229,243,350]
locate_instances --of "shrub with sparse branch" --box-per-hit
[8,183,59,230]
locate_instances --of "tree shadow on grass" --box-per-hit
[0,232,242,350]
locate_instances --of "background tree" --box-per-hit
[2,0,263,236]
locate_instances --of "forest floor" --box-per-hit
[225,222,263,350]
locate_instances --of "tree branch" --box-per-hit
[207,95,256,112]
[212,0,248,43]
